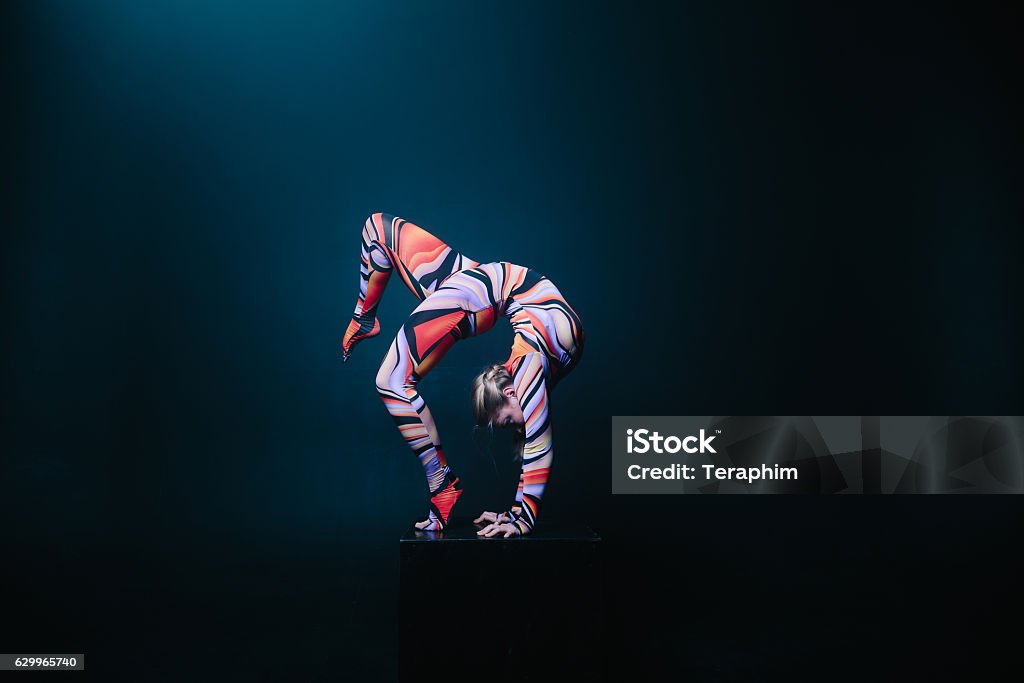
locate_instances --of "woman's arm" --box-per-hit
[507,352,554,535]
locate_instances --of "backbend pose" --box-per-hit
[342,212,584,537]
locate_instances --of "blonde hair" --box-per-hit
[471,364,513,428]
[470,363,525,461]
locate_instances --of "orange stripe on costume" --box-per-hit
[523,469,550,485]
[412,311,462,358]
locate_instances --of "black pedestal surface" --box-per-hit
[399,516,606,682]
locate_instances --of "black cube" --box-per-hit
[399,516,606,682]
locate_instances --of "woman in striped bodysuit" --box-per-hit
[342,212,585,537]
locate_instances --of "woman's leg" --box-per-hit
[375,292,472,529]
[342,212,479,360]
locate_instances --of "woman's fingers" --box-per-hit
[473,511,497,524]
[473,521,522,537]
[417,515,520,537]
[416,513,509,532]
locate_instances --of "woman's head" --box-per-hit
[470,364,524,430]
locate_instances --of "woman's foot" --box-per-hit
[414,476,464,531]
[341,311,381,361]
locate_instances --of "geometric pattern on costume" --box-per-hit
[343,213,584,533]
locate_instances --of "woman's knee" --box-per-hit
[364,212,398,236]
[375,362,414,397]
[375,363,396,396]
[363,213,397,261]
[362,214,379,243]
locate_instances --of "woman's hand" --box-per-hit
[476,521,522,538]
[473,510,512,525]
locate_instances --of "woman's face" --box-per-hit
[493,385,524,429]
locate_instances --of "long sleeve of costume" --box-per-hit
[506,352,553,535]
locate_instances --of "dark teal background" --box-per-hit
[3,1,1022,680]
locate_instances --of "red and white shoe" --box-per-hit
[415,476,464,531]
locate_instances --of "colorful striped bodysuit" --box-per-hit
[342,213,585,534]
